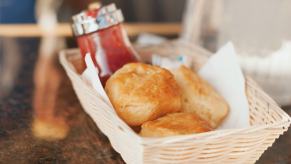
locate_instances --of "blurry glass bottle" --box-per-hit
[72,5,138,85]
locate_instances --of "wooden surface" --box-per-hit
[0,23,181,37]
[0,38,290,163]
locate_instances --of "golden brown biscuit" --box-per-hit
[105,63,181,126]
[172,66,229,128]
[140,113,212,137]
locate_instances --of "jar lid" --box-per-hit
[72,10,124,36]
[72,3,116,24]
[72,11,87,24]
[72,18,99,36]
[97,3,116,16]
[97,9,124,30]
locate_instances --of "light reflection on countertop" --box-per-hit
[32,53,69,141]
[0,37,289,163]
[0,37,124,163]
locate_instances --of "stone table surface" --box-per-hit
[0,38,290,164]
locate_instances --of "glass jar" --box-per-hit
[72,3,117,67]
[72,8,138,85]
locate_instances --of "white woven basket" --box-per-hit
[59,40,290,164]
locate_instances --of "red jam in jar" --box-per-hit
[72,7,138,85]
[85,23,138,84]
[76,35,95,65]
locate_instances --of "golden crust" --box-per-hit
[105,63,182,126]
[173,66,229,128]
[140,113,212,137]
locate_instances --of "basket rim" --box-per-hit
[140,119,290,144]
[59,50,141,141]
[59,48,291,145]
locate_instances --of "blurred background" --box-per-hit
[0,0,290,163]
[1,0,291,105]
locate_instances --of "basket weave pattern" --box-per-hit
[59,41,290,164]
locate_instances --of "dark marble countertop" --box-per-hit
[0,38,290,163]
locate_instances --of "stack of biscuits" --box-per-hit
[105,63,229,137]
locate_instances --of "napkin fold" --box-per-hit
[82,42,250,130]
[199,43,249,129]
[82,53,112,107]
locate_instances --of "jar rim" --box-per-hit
[72,3,117,24]
[72,10,124,36]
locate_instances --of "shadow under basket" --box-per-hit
[59,40,290,164]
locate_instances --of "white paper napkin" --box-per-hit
[82,53,113,108]
[199,42,249,129]
[82,42,250,130]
